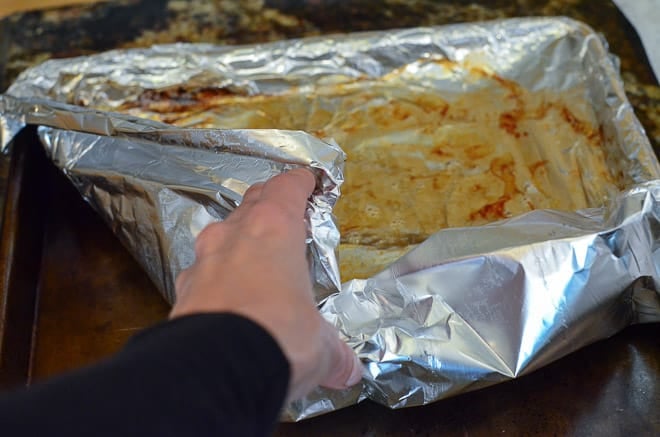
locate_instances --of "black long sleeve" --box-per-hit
[0,313,290,436]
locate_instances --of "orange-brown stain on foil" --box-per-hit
[469,196,511,221]
[430,144,452,158]
[367,105,385,125]
[499,112,522,138]
[428,58,461,69]
[529,160,548,176]
[465,144,491,160]
[341,124,361,134]
[561,106,600,142]
[129,86,242,112]
[414,95,449,116]
[489,73,531,139]
[469,156,519,222]
[392,105,412,121]
[491,73,522,99]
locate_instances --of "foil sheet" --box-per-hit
[0,95,345,303]
[1,17,659,421]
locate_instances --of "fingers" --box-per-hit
[318,320,363,390]
[195,169,316,257]
[239,182,265,208]
[174,267,189,292]
[194,222,228,259]
[242,169,315,215]
[258,168,316,219]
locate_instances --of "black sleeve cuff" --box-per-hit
[0,313,290,437]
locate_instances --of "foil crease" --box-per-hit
[1,17,659,421]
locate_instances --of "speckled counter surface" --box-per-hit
[0,1,658,435]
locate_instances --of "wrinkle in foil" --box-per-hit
[1,17,659,421]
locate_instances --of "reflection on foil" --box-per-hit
[0,17,659,421]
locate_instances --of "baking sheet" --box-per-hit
[1,17,659,421]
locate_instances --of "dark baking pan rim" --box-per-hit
[0,128,49,389]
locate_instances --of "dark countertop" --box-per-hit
[0,1,658,435]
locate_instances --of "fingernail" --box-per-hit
[346,355,363,386]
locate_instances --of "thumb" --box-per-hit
[318,320,363,390]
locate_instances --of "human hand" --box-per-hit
[170,169,362,401]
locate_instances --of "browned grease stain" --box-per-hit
[529,160,549,176]
[130,86,244,113]
[465,144,490,160]
[469,156,520,222]
[499,111,528,138]
[469,195,511,221]
[414,96,449,116]
[119,58,599,151]
[561,106,601,142]
[392,105,412,121]
[431,144,452,158]
[105,55,607,277]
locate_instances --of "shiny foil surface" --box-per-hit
[0,96,345,303]
[1,17,659,421]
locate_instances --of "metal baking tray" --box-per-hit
[2,17,659,421]
[0,129,657,435]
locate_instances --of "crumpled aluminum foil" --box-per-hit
[2,17,659,421]
[286,183,660,419]
[0,95,345,303]
[5,18,660,188]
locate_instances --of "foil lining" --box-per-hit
[1,17,659,421]
[6,18,660,185]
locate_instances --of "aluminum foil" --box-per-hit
[285,183,660,419]
[0,95,345,303]
[6,18,660,185]
[2,17,659,421]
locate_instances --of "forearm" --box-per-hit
[0,314,289,437]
